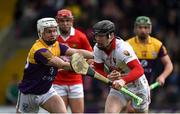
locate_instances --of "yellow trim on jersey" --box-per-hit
[127,36,162,59]
[28,39,60,64]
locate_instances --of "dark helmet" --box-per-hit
[93,20,115,35]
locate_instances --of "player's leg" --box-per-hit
[16,92,40,113]
[53,84,69,108]
[124,101,136,113]
[105,88,127,113]
[61,96,69,108]
[105,94,122,112]
[16,91,21,113]
[69,98,84,112]
[41,94,67,113]
[40,86,67,113]
[68,84,84,113]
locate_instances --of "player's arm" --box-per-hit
[120,59,144,84]
[156,45,173,86]
[48,56,72,70]
[156,55,173,86]
[65,48,93,59]
[34,48,72,70]
[113,59,144,89]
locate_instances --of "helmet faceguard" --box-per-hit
[93,20,115,36]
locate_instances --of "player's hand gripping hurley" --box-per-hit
[150,82,160,90]
[71,53,143,105]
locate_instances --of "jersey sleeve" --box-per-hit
[121,59,144,84]
[158,45,168,58]
[118,42,138,64]
[80,33,93,51]
[59,43,69,56]
[34,48,53,64]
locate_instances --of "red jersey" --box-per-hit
[53,27,92,85]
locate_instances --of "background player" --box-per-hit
[16,17,93,113]
[126,16,173,112]
[92,20,150,113]
[127,16,173,86]
[53,9,93,113]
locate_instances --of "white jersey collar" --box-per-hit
[69,27,75,36]
[60,27,75,40]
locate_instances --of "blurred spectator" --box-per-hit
[165,29,179,62]
[14,0,39,38]
[5,74,19,105]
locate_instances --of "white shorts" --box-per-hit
[53,84,84,98]
[16,86,57,113]
[109,87,150,112]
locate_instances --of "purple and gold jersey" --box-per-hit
[127,36,167,84]
[19,39,69,95]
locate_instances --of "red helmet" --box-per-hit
[56,9,73,19]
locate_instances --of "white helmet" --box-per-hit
[37,17,58,38]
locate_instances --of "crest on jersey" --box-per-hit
[72,44,78,48]
[142,51,147,57]
[123,50,130,56]
[152,51,157,58]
